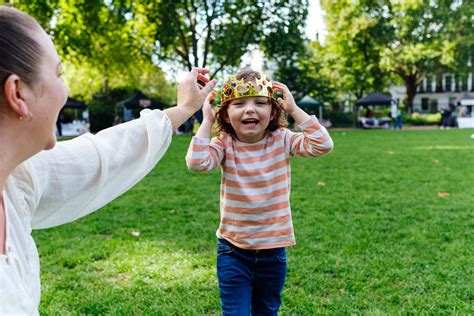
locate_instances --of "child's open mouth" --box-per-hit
[241,118,259,127]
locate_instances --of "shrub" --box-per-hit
[325,111,356,127]
[88,88,135,133]
[404,112,442,125]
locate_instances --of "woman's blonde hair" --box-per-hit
[215,68,288,138]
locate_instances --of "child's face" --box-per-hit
[226,96,272,143]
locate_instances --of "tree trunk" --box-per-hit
[104,77,109,96]
[404,74,419,113]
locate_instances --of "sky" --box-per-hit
[306,0,327,43]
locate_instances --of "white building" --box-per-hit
[390,72,474,113]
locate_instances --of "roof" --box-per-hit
[356,93,393,106]
[116,91,165,109]
[455,92,474,106]
[297,95,323,107]
[64,98,87,109]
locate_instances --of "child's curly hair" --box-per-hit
[215,68,288,139]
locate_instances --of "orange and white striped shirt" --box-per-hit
[186,115,333,250]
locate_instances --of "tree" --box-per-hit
[12,0,173,100]
[13,0,310,99]
[273,41,336,104]
[321,0,473,112]
[379,1,460,112]
[136,0,309,78]
[321,0,389,102]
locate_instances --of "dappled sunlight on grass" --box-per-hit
[98,241,215,288]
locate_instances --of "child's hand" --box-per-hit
[203,91,217,123]
[273,82,297,114]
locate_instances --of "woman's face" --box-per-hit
[26,29,68,150]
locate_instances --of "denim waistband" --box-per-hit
[218,238,285,255]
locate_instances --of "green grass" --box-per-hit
[35,129,474,314]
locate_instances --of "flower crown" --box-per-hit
[221,72,275,104]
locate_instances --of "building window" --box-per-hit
[461,76,468,91]
[419,81,425,93]
[421,98,429,111]
[445,75,452,92]
[429,99,438,113]
[455,76,461,92]
[436,75,443,92]
[426,76,432,92]
[449,97,457,107]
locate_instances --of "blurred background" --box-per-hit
[4,0,473,132]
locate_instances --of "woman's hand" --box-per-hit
[202,91,217,124]
[165,67,216,130]
[177,67,217,114]
[273,81,297,114]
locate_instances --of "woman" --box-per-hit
[0,6,216,314]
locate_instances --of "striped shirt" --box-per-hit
[186,115,333,250]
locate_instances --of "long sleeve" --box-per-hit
[26,109,172,229]
[285,115,333,157]
[185,135,225,172]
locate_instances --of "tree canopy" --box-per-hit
[5,0,472,111]
[321,0,474,111]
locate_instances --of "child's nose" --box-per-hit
[244,103,256,112]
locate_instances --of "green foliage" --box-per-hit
[11,0,58,30]
[321,0,389,99]
[325,111,355,128]
[321,0,474,111]
[275,42,336,104]
[34,130,474,314]
[405,112,442,126]
[63,58,177,104]
[12,0,176,102]
[139,0,310,78]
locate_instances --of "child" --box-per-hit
[186,68,333,315]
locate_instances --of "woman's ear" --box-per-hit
[3,74,30,118]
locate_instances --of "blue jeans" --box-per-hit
[216,238,287,316]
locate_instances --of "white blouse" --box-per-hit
[0,109,172,315]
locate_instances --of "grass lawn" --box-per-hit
[35,129,474,314]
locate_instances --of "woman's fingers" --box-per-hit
[186,67,210,85]
[197,74,210,83]
[201,79,217,95]
[190,67,210,75]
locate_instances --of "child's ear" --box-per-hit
[270,103,278,120]
[223,110,230,123]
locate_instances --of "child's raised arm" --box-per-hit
[195,91,216,140]
[186,91,224,172]
[273,82,334,157]
[273,81,311,125]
